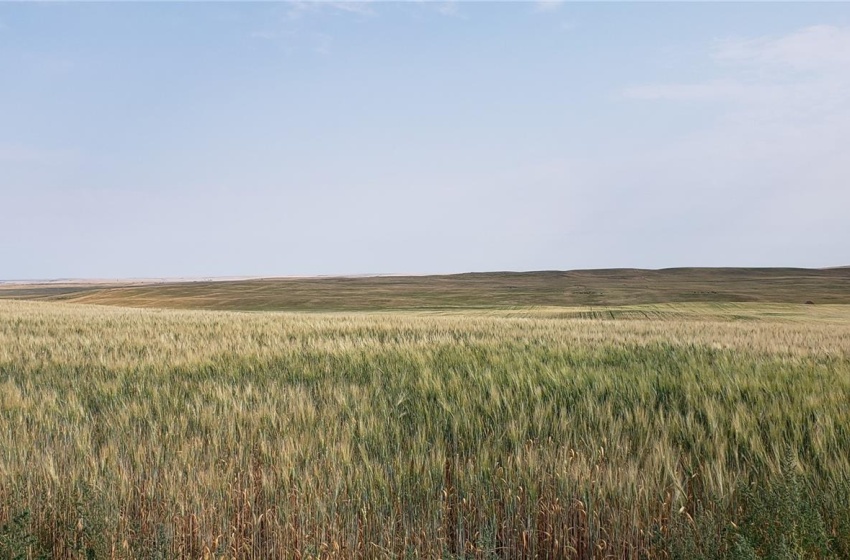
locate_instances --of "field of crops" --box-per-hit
[2,299,849,559]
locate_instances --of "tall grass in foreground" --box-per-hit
[1,300,849,559]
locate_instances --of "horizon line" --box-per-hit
[2,265,849,285]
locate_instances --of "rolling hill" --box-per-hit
[2,267,849,311]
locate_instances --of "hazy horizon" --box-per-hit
[4,264,850,284]
[3,2,850,278]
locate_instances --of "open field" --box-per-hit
[2,268,850,311]
[2,298,850,559]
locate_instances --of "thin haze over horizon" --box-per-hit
[2,2,849,279]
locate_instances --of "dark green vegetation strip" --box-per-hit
[2,267,849,311]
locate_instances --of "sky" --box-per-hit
[2,1,850,279]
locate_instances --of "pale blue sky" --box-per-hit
[2,2,849,279]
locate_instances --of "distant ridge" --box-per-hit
[2,267,849,311]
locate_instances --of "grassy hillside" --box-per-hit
[2,267,849,311]
[1,300,849,558]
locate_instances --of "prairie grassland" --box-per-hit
[3,268,850,311]
[1,300,849,559]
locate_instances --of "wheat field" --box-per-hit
[1,299,849,558]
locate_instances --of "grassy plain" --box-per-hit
[1,294,849,558]
[2,267,850,311]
